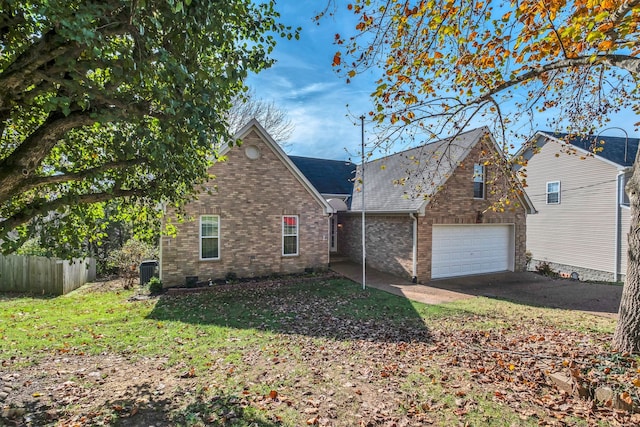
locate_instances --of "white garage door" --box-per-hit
[431,225,514,279]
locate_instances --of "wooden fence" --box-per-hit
[0,254,96,295]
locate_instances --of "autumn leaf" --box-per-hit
[269,389,278,399]
[332,52,341,66]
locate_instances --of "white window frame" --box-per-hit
[473,163,485,199]
[200,215,220,260]
[282,215,299,256]
[546,181,560,205]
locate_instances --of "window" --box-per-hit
[546,181,560,204]
[473,164,484,199]
[282,215,298,256]
[200,215,220,260]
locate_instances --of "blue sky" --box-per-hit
[247,2,638,161]
[246,2,371,161]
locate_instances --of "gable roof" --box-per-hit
[289,156,356,196]
[350,127,490,213]
[520,131,639,168]
[228,119,334,214]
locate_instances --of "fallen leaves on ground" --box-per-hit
[1,277,638,426]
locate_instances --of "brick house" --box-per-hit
[297,127,534,282]
[161,123,532,286]
[159,119,333,286]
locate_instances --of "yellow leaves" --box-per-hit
[434,51,444,59]
[598,40,614,51]
[633,378,640,387]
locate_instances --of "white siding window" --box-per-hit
[200,215,220,260]
[473,164,485,199]
[282,215,299,256]
[546,181,560,204]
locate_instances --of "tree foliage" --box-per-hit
[0,0,297,254]
[329,0,640,352]
[332,0,638,143]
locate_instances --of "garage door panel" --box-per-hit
[432,225,513,279]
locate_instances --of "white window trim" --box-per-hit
[200,215,220,260]
[473,163,485,199]
[282,215,299,256]
[546,181,561,205]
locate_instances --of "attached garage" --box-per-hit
[431,224,515,279]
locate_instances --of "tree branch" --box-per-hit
[18,158,146,194]
[0,110,95,203]
[477,55,640,106]
[0,186,154,240]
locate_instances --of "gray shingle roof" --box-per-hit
[350,127,488,212]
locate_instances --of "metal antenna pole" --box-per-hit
[360,115,366,290]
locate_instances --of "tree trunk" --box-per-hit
[613,157,640,352]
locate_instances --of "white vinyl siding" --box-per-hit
[525,137,619,274]
[282,215,299,256]
[200,215,220,260]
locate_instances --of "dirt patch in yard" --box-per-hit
[1,278,638,426]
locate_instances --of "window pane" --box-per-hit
[474,182,484,198]
[473,164,484,182]
[201,216,218,237]
[201,237,219,259]
[283,236,297,255]
[547,182,559,193]
[547,193,559,204]
[283,216,297,235]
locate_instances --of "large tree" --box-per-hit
[329,0,640,351]
[0,0,297,254]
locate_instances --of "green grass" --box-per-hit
[0,278,619,426]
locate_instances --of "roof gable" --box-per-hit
[350,127,489,213]
[223,119,334,214]
[289,156,356,196]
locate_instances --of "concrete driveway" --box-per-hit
[330,261,622,318]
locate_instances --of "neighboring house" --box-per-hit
[335,126,533,282]
[161,123,533,286]
[515,131,639,282]
[160,119,333,286]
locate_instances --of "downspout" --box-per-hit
[159,202,166,282]
[327,213,333,267]
[411,213,418,283]
[615,171,624,281]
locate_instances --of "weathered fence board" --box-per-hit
[0,255,96,295]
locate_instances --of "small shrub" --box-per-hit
[225,271,238,282]
[535,261,557,277]
[107,239,158,289]
[525,250,533,267]
[148,277,163,293]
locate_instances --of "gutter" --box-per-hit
[327,213,333,267]
[346,209,420,215]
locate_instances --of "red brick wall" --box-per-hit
[161,129,329,286]
[338,136,527,282]
[416,138,527,281]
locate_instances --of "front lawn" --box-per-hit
[0,276,636,426]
